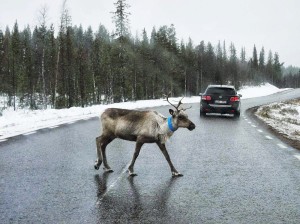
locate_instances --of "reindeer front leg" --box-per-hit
[94,136,102,170]
[95,135,114,172]
[128,141,144,176]
[156,142,183,177]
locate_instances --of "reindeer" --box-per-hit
[94,95,196,177]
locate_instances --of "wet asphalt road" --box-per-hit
[1,89,300,224]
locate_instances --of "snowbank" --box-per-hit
[238,83,290,99]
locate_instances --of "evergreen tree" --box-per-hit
[0,29,5,97]
[251,45,259,83]
[140,28,150,99]
[11,21,21,110]
[111,0,131,101]
[204,42,216,85]
[48,24,57,108]
[21,26,34,108]
[216,41,223,84]
[2,27,11,107]
[266,50,273,83]
[252,45,258,71]
[240,47,246,63]
[259,47,265,72]
[196,41,205,93]
[273,52,283,85]
[229,42,238,87]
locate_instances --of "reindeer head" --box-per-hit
[166,94,196,131]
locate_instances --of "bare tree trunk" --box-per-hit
[41,48,47,109]
[184,68,187,97]
[12,55,16,111]
[92,71,96,104]
[54,46,60,108]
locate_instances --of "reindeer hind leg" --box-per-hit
[100,135,114,172]
[94,136,102,170]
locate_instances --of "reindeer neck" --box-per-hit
[158,117,177,144]
[167,116,178,132]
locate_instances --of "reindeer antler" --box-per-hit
[182,105,192,111]
[165,93,185,111]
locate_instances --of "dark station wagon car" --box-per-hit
[200,85,242,117]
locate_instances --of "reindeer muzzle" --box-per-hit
[188,122,196,131]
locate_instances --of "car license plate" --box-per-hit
[215,100,226,104]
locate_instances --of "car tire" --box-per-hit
[200,111,206,117]
[234,111,240,118]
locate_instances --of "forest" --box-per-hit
[0,0,299,111]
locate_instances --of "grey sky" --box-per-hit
[1,0,299,67]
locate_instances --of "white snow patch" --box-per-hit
[237,83,291,99]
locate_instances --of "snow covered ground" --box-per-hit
[0,83,291,140]
[237,83,290,99]
[256,99,300,142]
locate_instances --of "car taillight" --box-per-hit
[202,95,211,101]
[230,96,240,102]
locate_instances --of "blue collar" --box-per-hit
[168,117,176,132]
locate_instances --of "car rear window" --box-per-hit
[206,87,236,95]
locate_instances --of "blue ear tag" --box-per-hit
[168,117,176,132]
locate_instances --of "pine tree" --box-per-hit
[112,0,130,39]
[204,42,216,85]
[240,47,246,63]
[266,50,273,83]
[22,26,34,108]
[93,25,112,103]
[239,47,247,84]
[111,0,131,101]
[48,24,57,108]
[196,41,205,92]
[2,27,11,107]
[259,47,265,73]
[56,0,72,108]
[273,52,283,85]
[251,45,259,83]
[216,41,223,84]
[229,42,238,87]
[252,45,258,71]
[65,26,75,108]
[140,28,150,99]
[11,21,21,110]
[184,38,197,96]
[36,6,49,109]
[0,29,5,97]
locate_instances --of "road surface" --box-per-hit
[1,89,300,223]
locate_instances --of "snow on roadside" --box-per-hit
[0,83,290,140]
[237,83,290,99]
[255,99,300,142]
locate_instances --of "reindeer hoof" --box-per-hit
[128,170,137,177]
[129,173,137,177]
[103,167,114,173]
[94,160,102,170]
[172,172,183,177]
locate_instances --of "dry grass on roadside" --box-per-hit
[255,98,300,142]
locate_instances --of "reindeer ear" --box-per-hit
[169,109,174,116]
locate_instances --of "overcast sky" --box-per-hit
[1,0,300,67]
